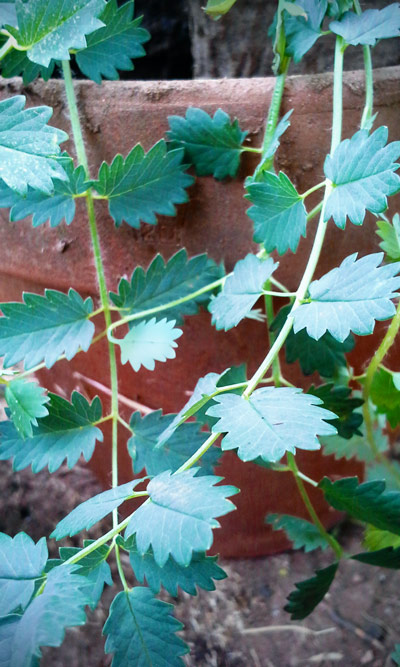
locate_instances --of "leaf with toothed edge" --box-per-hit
[329,5,400,46]
[0,532,48,617]
[5,379,49,438]
[266,514,329,553]
[284,0,328,62]
[116,317,183,372]
[376,213,400,262]
[284,563,339,620]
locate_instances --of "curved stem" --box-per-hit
[262,59,290,158]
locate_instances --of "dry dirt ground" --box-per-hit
[1,458,399,667]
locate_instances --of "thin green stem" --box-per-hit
[176,432,220,473]
[262,290,296,298]
[241,146,263,154]
[0,36,15,60]
[301,181,326,199]
[262,59,290,158]
[264,288,281,387]
[269,276,291,293]
[307,201,324,222]
[353,0,373,130]
[115,544,129,592]
[117,414,134,433]
[94,414,114,427]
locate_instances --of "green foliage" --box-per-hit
[209,254,277,331]
[284,563,339,620]
[0,96,68,195]
[51,478,146,539]
[121,535,226,597]
[320,421,388,463]
[103,587,188,666]
[57,541,112,610]
[319,477,400,535]
[93,140,193,228]
[324,127,400,228]
[329,5,400,46]
[0,288,95,369]
[250,109,293,180]
[326,0,353,18]
[110,249,223,326]
[207,387,337,463]
[246,171,307,254]
[167,107,247,179]
[366,460,400,491]
[392,644,400,666]
[194,365,248,428]
[0,392,103,473]
[370,366,400,428]
[307,384,363,439]
[128,410,221,477]
[75,0,149,83]
[351,546,400,569]
[0,532,47,616]
[363,525,400,551]
[116,317,182,371]
[5,379,49,438]
[0,2,17,28]
[8,0,106,67]
[293,253,400,342]
[284,0,328,62]
[203,0,238,20]
[376,213,400,261]
[266,514,329,552]
[125,469,238,566]
[0,49,55,84]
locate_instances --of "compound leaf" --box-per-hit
[284,0,328,62]
[307,384,363,439]
[128,410,220,477]
[125,469,238,566]
[293,252,400,342]
[284,563,339,620]
[370,366,400,428]
[0,391,103,473]
[75,0,149,84]
[203,0,238,20]
[117,317,182,372]
[376,213,400,261]
[246,171,307,254]
[93,139,193,228]
[0,48,55,85]
[324,127,400,228]
[122,536,226,597]
[167,107,247,180]
[58,541,112,610]
[266,514,329,552]
[0,532,47,617]
[8,0,106,67]
[351,546,400,569]
[51,477,147,540]
[207,387,337,464]
[0,95,67,195]
[110,249,223,326]
[329,5,400,46]
[5,379,49,438]
[319,477,400,535]
[0,288,95,369]
[209,254,277,331]
[103,587,188,666]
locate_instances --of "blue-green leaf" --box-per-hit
[0,48,55,85]
[75,0,149,84]
[0,96,68,195]
[370,366,400,428]
[249,109,293,180]
[351,546,400,569]
[266,514,329,552]
[329,5,400,46]
[209,254,277,331]
[0,288,94,369]
[117,317,182,372]
[324,127,400,228]
[103,588,188,666]
[128,410,220,477]
[246,171,307,254]
[284,0,328,62]
[51,478,147,539]
[93,140,193,228]
[392,644,400,665]
[293,253,400,342]
[307,384,363,439]
[0,392,103,473]
[284,563,339,620]
[125,469,238,566]
[321,421,388,463]
[0,532,47,616]
[4,379,49,438]
[376,213,400,262]
[207,387,337,463]
[167,107,247,180]
[0,2,17,28]
[366,461,400,492]
[58,541,112,610]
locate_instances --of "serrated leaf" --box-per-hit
[364,525,400,551]
[321,421,388,463]
[0,564,90,666]
[392,644,400,666]
[51,477,147,540]
[0,391,103,473]
[125,469,238,566]
[0,96,67,195]
[0,532,47,616]
[103,587,188,666]
[58,541,112,610]
[75,0,149,84]
[319,477,400,534]
[117,317,182,372]
[0,288,95,369]
[293,253,400,342]
[5,379,49,438]
[376,213,400,262]
[0,47,55,85]
[271,304,354,377]
[128,410,221,477]
[122,535,226,597]
[207,387,337,463]
[109,249,223,326]
[209,254,277,331]
[351,547,400,569]
[167,107,247,180]
[329,5,400,46]
[307,384,363,439]
[249,110,293,181]
[246,171,307,254]
[366,460,400,491]
[324,127,400,228]
[370,367,400,428]
[203,0,238,20]
[195,364,248,428]
[284,0,328,62]
[284,563,339,620]
[93,139,193,228]
[326,0,353,18]
[8,0,106,67]
[266,514,329,552]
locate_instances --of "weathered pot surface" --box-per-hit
[1,68,398,556]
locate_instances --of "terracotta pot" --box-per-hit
[0,68,399,557]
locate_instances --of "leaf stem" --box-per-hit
[262,59,290,159]
[117,414,134,434]
[353,0,373,130]
[241,146,263,154]
[115,544,129,592]
[0,36,15,60]
[301,181,326,199]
